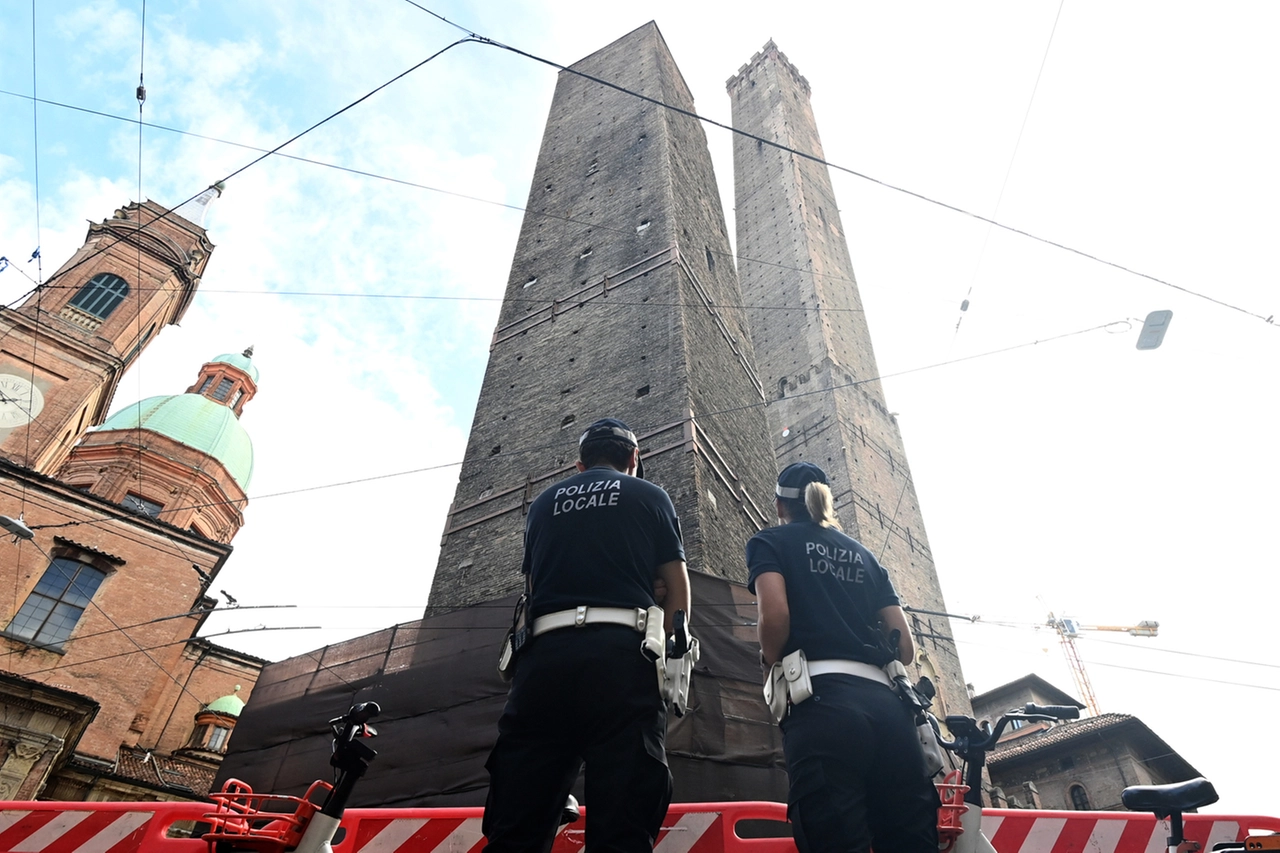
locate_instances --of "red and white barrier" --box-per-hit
[0,799,1276,853]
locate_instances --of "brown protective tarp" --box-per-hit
[215,572,788,808]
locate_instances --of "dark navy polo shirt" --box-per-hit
[523,465,685,619]
[747,520,900,664]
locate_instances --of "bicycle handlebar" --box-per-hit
[1024,703,1080,720]
[347,701,381,726]
[939,702,1079,805]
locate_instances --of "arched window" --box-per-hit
[1069,783,1091,810]
[68,273,129,319]
[5,558,107,648]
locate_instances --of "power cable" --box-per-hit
[20,535,210,707]
[1,84,1265,329]
[954,0,1066,339]
[22,318,1123,532]
[952,635,1280,695]
[0,88,878,303]
[0,38,480,326]
[132,0,150,535]
[26,2,43,288]
[402,1,1277,328]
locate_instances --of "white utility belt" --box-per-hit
[807,658,892,687]
[528,604,700,718]
[764,651,892,723]
[531,605,650,636]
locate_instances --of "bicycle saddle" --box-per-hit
[1122,777,1219,816]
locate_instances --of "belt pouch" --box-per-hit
[641,605,666,662]
[763,649,812,723]
[782,649,813,705]
[918,712,945,777]
[764,662,787,723]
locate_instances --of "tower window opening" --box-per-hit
[561,415,575,428]
[490,445,501,456]
[69,273,129,319]
[636,385,650,398]
[705,247,716,272]
[580,247,593,258]
[230,389,244,410]
[523,276,537,288]
[636,220,651,234]
[211,378,235,401]
[198,376,214,394]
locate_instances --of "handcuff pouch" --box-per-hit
[763,649,812,723]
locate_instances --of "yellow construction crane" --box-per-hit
[1047,614,1159,715]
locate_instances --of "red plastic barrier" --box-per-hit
[1,797,1277,853]
[983,808,1280,853]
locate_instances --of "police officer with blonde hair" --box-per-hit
[748,462,939,853]
[483,418,690,853]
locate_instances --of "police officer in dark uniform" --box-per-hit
[747,462,939,853]
[483,418,690,853]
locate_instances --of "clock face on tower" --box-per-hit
[0,373,45,428]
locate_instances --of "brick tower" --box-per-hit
[727,42,970,714]
[428,22,777,610]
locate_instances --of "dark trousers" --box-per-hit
[781,675,940,853]
[483,626,672,853]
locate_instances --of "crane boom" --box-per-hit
[1046,615,1158,715]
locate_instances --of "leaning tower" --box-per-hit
[428,22,777,610]
[728,42,970,714]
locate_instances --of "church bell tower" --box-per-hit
[0,188,219,473]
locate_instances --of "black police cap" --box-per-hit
[579,418,644,479]
[776,461,828,500]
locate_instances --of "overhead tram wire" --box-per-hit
[132,0,150,532]
[401,1,1277,328]
[0,38,482,320]
[21,534,213,708]
[0,89,885,314]
[2,36,482,614]
[3,85,1258,327]
[952,0,1067,342]
[26,318,1126,535]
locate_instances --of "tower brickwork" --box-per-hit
[429,22,777,610]
[727,42,970,715]
[0,196,215,474]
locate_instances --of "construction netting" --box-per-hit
[215,571,788,808]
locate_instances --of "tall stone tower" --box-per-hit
[429,22,777,610]
[0,189,218,474]
[727,43,970,714]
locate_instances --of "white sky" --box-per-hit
[1,0,1277,817]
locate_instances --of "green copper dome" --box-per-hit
[96,393,254,489]
[205,686,245,717]
[211,350,259,383]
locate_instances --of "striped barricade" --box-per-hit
[1,799,1278,853]
[983,808,1280,853]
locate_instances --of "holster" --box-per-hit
[659,637,700,717]
[763,649,812,723]
[497,593,529,682]
[883,659,944,777]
